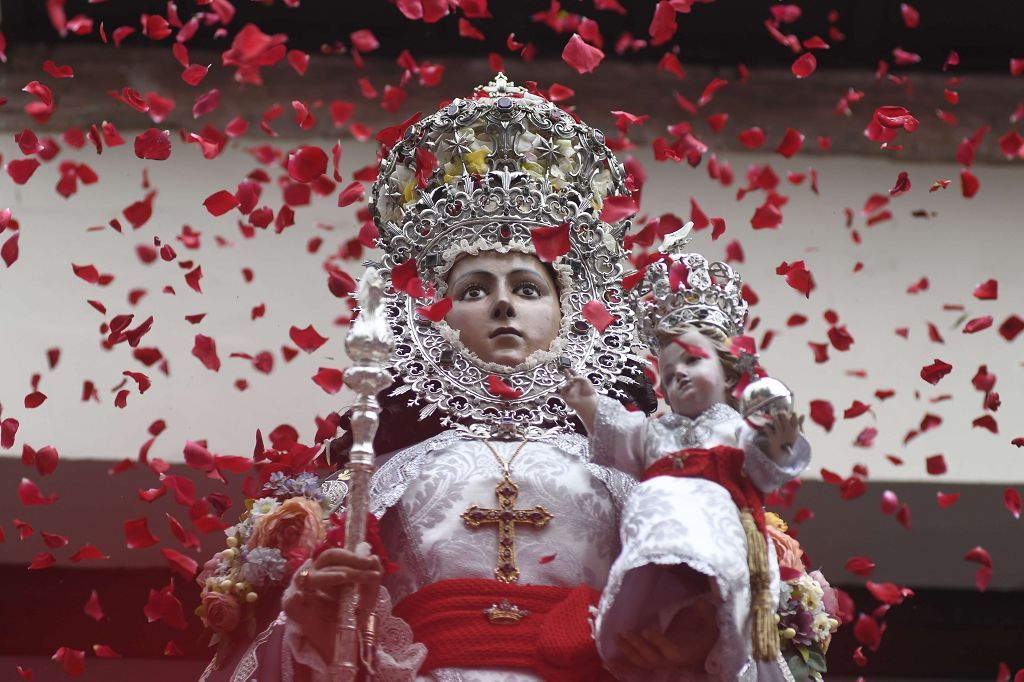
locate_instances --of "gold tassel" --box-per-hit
[741,508,780,661]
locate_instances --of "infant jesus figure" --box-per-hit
[561,322,811,681]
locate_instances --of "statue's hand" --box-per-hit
[607,597,718,676]
[763,411,804,462]
[558,372,599,432]
[282,548,382,663]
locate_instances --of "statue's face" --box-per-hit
[659,330,727,418]
[445,251,562,367]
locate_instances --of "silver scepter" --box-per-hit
[332,267,394,679]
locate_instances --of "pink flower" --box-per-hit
[200,591,241,633]
[809,569,840,618]
[247,496,325,573]
[766,523,804,572]
[196,556,221,586]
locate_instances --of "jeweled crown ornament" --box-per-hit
[633,223,749,350]
[363,73,648,438]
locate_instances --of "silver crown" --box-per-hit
[362,74,646,438]
[635,252,748,350]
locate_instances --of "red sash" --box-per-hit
[641,445,767,531]
[393,578,616,681]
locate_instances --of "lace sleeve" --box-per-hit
[282,567,426,682]
[589,394,650,477]
[739,424,811,493]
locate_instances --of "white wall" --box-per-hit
[1,133,1022,484]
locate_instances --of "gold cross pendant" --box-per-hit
[461,473,553,583]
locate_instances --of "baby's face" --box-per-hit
[659,330,727,418]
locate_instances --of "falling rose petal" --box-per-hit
[881,489,899,515]
[974,565,992,592]
[998,315,1023,341]
[203,190,240,216]
[29,552,57,569]
[599,195,638,223]
[1,232,19,267]
[143,581,187,630]
[936,491,961,508]
[287,146,328,184]
[562,33,604,75]
[539,553,557,564]
[866,580,914,605]
[93,644,121,658]
[973,278,998,300]
[530,223,571,262]
[960,169,979,198]
[972,415,998,433]
[776,260,815,298]
[582,300,616,333]
[791,52,817,78]
[84,590,104,622]
[1004,488,1022,519]
[774,128,804,158]
[1,417,18,448]
[6,158,41,185]
[191,334,221,371]
[809,400,835,432]
[487,374,523,400]
[920,359,952,384]
[925,454,947,475]
[134,128,171,160]
[19,477,57,505]
[648,1,678,45]
[70,543,109,562]
[889,171,911,197]
[737,127,766,149]
[751,202,782,229]
[161,548,198,579]
[337,181,365,207]
[312,367,345,394]
[35,445,59,476]
[845,556,876,577]
[51,647,85,677]
[963,316,993,334]
[290,325,328,353]
[964,545,992,568]
[416,297,453,323]
[124,517,159,549]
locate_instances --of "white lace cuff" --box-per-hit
[741,428,810,493]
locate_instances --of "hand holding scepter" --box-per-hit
[331,267,394,679]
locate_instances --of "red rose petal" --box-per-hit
[160,548,198,579]
[51,647,85,677]
[84,590,105,622]
[973,278,998,300]
[599,195,638,223]
[93,644,121,658]
[70,543,109,562]
[582,299,616,333]
[29,552,57,570]
[19,477,57,505]
[203,190,239,217]
[487,374,523,400]
[866,580,914,605]
[881,489,899,515]
[920,358,952,384]
[1004,487,1022,519]
[143,581,187,630]
[1,232,19,267]
[6,158,41,185]
[338,181,365,207]
[287,145,328,184]
[964,545,992,568]
[791,52,817,78]
[998,315,1023,341]
[845,556,876,577]
[775,127,804,158]
[530,223,571,262]
[562,33,604,75]
[853,613,882,652]
[776,260,815,297]
[961,168,980,198]
[809,399,835,432]
[134,128,171,161]
[738,126,766,149]
[648,1,678,45]
[124,517,159,549]
[290,324,328,353]
[416,297,453,322]
[312,367,345,394]
[963,316,993,334]
[925,454,947,475]
[191,334,221,371]
[936,491,961,508]
[751,202,782,229]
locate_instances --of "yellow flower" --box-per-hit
[463,148,490,175]
[402,181,416,204]
[765,511,788,532]
[522,161,545,178]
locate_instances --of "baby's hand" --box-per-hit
[763,410,804,462]
[558,371,598,433]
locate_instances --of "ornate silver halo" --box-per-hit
[364,74,647,439]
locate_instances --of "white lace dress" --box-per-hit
[589,395,811,682]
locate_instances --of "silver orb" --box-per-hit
[739,377,794,430]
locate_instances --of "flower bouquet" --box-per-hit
[765,512,842,681]
[195,472,331,647]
